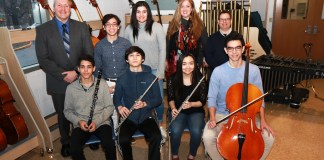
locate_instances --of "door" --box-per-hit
[272,0,324,61]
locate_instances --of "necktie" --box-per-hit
[223,34,227,37]
[62,24,70,58]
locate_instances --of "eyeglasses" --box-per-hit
[105,23,119,28]
[226,46,242,52]
[219,18,231,22]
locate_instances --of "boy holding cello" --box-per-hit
[202,33,275,160]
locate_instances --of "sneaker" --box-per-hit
[130,137,136,144]
[160,126,167,143]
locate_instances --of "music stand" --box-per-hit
[303,43,324,101]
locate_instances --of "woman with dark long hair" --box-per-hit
[167,54,207,160]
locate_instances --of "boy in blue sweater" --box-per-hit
[202,33,275,160]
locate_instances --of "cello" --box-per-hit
[37,0,100,46]
[87,0,107,40]
[0,79,29,145]
[216,6,265,158]
[216,41,265,160]
[0,128,6,151]
[70,0,100,46]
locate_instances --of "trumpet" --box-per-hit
[115,77,158,132]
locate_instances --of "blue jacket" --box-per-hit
[113,64,162,124]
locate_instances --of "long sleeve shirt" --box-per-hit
[64,78,114,128]
[94,37,131,79]
[124,22,166,79]
[204,31,238,71]
[113,65,162,124]
[208,61,265,115]
[167,74,207,114]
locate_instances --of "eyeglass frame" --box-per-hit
[104,23,119,28]
[219,18,231,22]
[226,46,243,52]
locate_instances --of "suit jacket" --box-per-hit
[35,18,93,94]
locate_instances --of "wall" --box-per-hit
[44,0,272,37]
[31,0,274,117]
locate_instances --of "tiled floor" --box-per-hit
[17,79,324,160]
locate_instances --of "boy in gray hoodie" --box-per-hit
[64,54,116,160]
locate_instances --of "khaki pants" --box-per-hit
[202,113,275,160]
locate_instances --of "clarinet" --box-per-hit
[115,77,158,132]
[168,76,205,128]
[87,69,102,126]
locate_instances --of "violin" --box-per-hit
[216,43,264,160]
[0,79,29,145]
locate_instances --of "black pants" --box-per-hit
[70,124,116,160]
[52,94,70,145]
[118,117,162,160]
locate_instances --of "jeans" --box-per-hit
[169,112,205,156]
[151,69,164,123]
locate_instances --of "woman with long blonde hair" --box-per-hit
[166,0,208,79]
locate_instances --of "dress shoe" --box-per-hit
[130,137,136,144]
[61,144,70,157]
[172,155,179,160]
[89,143,100,150]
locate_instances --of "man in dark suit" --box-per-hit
[35,0,93,157]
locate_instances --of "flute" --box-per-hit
[115,77,158,132]
[168,76,205,128]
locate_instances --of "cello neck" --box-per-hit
[88,0,103,20]
[70,0,84,22]
[37,0,54,18]
[241,43,251,109]
[152,0,163,25]
[95,7,103,20]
